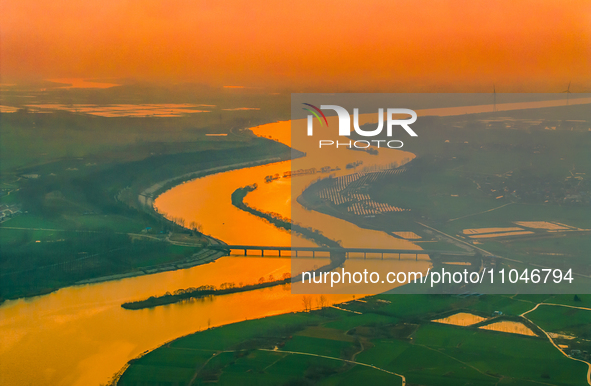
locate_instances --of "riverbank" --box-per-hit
[139,156,287,207]
[117,293,591,386]
[0,134,294,302]
[92,149,307,290]
[75,238,225,286]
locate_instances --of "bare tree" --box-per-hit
[302,296,312,312]
[189,221,203,233]
[316,295,327,310]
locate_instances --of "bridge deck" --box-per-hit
[208,244,475,257]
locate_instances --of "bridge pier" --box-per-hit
[244,249,247,256]
[364,252,366,259]
[261,249,264,256]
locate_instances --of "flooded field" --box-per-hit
[514,221,585,231]
[25,103,213,117]
[393,232,422,239]
[432,312,487,326]
[47,78,120,89]
[549,332,576,340]
[463,221,590,239]
[468,231,534,238]
[515,221,569,230]
[479,321,537,336]
[222,107,260,111]
[0,105,19,113]
[463,227,524,234]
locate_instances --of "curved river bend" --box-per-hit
[1,98,588,386]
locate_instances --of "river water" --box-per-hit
[1,97,589,386]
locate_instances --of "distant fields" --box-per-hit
[344,105,591,281]
[0,103,292,301]
[528,304,591,336]
[296,105,591,287]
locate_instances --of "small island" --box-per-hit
[122,273,292,310]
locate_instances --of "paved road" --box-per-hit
[521,303,591,386]
[259,348,406,385]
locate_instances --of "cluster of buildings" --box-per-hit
[0,204,21,222]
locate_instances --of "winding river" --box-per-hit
[1,97,589,386]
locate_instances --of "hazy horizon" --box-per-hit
[1,0,590,92]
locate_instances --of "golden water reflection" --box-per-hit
[479,321,537,336]
[0,256,355,386]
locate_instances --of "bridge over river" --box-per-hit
[208,244,477,261]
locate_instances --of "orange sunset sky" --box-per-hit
[1,0,589,91]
